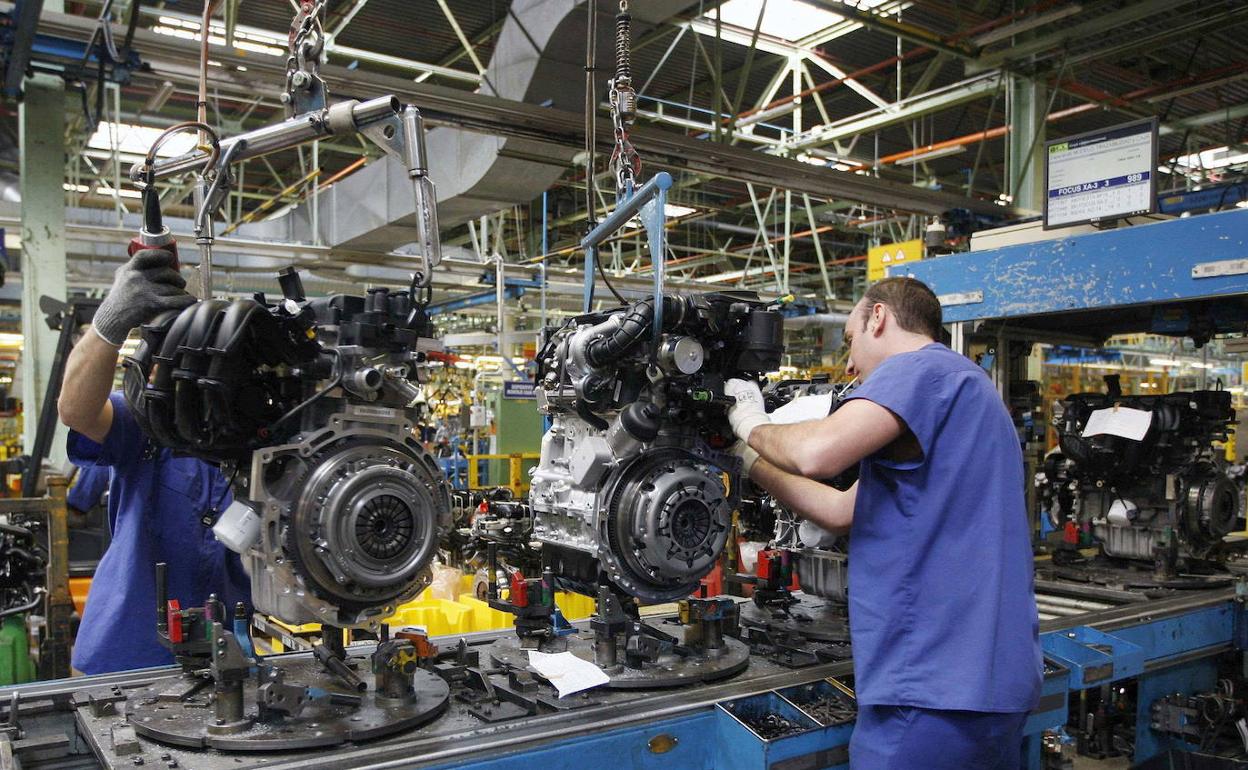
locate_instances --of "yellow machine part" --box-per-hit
[254,575,598,643]
[386,576,596,636]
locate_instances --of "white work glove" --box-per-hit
[724,378,769,442]
[731,441,760,477]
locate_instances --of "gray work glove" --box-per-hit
[92,249,197,346]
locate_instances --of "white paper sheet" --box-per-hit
[1081,406,1153,442]
[526,650,610,698]
[770,394,834,425]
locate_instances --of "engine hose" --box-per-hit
[576,398,609,431]
[585,296,684,368]
[0,523,34,542]
[0,588,44,619]
[5,546,43,569]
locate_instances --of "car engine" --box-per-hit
[123,268,451,629]
[530,291,784,603]
[1042,381,1239,573]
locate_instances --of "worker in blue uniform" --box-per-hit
[58,249,251,675]
[727,276,1041,769]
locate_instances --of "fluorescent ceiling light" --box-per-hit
[702,0,891,42]
[95,185,143,200]
[64,182,141,199]
[153,16,285,56]
[88,122,197,158]
[895,144,966,166]
[1149,357,1180,366]
[1172,146,1248,171]
[664,204,698,218]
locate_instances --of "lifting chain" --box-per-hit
[284,1,328,117]
[608,0,641,198]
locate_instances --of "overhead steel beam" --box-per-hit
[970,0,1201,71]
[1161,103,1248,134]
[327,0,370,39]
[805,0,981,60]
[794,73,1003,149]
[1059,3,1248,72]
[970,4,1084,47]
[66,2,483,84]
[36,9,1007,217]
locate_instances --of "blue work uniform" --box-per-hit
[843,343,1041,769]
[67,463,109,512]
[66,392,251,675]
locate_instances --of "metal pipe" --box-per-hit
[496,255,508,381]
[147,96,401,179]
[198,0,211,137]
[650,184,667,359]
[1033,603,1084,617]
[400,105,441,282]
[1033,594,1113,611]
[540,190,548,331]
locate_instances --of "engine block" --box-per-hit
[530,292,783,603]
[1042,385,1239,566]
[124,270,451,628]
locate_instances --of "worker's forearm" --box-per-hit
[748,421,815,475]
[57,328,118,442]
[750,459,854,534]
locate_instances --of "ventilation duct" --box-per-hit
[289,0,693,252]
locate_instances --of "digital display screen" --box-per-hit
[1044,118,1158,229]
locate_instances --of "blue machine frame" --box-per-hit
[901,207,1248,328]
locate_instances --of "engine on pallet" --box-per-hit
[1041,377,1239,579]
[123,268,452,629]
[530,291,784,603]
[480,292,784,688]
[733,377,854,667]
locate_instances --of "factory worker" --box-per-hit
[58,249,251,674]
[726,276,1041,770]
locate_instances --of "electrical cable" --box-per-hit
[595,252,627,305]
[262,349,344,434]
[583,0,599,308]
[122,0,142,52]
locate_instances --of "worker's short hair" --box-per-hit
[861,276,942,340]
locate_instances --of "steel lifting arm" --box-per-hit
[133,95,443,294]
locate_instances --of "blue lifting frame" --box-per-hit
[581,172,672,329]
